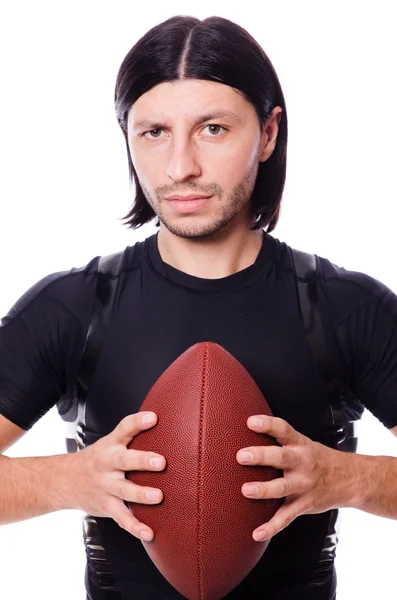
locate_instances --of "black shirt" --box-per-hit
[1,230,397,599]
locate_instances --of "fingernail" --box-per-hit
[150,457,163,469]
[243,484,259,496]
[140,530,152,540]
[254,530,267,541]
[249,417,263,428]
[238,451,254,463]
[142,413,155,424]
[147,489,161,501]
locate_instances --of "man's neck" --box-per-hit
[156,227,264,279]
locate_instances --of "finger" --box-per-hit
[247,415,301,446]
[237,445,300,470]
[252,497,310,541]
[110,478,164,505]
[111,447,166,472]
[109,412,158,446]
[242,476,307,499]
[107,496,155,541]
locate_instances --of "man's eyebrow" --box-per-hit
[131,110,242,131]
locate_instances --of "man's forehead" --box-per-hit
[127,80,248,130]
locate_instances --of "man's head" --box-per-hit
[115,16,287,236]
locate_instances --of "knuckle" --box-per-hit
[116,415,128,435]
[136,450,149,470]
[128,448,147,471]
[127,412,137,426]
[116,449,130,471]
[307,455,317,472]
[279,448,288,466]
[122,482,139,503]
[279,419,289,437]
[123,482,145,504]
[293,449,302,468]
[119,413,135,435]
[279,478,289,497]
[111,479,126,500]
[261,482,270,498]
[139,486,150,503]
[281,514,292,529]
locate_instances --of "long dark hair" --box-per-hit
[114,15,288,233]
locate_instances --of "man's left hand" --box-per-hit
[236,414,351,542]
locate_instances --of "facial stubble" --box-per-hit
[139,151,261,240]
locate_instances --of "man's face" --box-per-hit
[127,79,279,239]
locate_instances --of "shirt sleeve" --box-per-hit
[333,280,397,429]
[0,273,86,431]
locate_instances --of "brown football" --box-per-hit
[127,341,282,600]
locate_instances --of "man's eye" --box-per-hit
[205,125,226,135]
[141,128,163,139]
[141,125,227,139]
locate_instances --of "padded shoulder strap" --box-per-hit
[98,250,125,275]
[77,250,124,395]
[289,247,345,399]
[64,250,125,453]
[289,246,359,451]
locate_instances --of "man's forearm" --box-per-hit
[340,451,397,518]
[0,453,75,525]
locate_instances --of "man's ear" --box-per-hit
[259,107,283,162]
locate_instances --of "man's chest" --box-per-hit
[83,289,331,442]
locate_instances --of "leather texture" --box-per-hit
[127,340,281,600]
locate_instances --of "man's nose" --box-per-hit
[167,140,202,182]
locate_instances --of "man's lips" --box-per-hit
[165,194,212,201]
[166,196,213,213]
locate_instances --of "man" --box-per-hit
[1,14,397,600]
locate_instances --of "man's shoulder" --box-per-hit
[96,235,150,276]
[1,255,100,328]
[314,251,396,319]
[1,236,153,327]
[273,236,384,303]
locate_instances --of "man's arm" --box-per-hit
[342,437,397,518]
[0,411,168,541]
[346,423,397,518]
[0,413,74,524]
[0,453,75,525]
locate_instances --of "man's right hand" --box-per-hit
[68,411,166,541]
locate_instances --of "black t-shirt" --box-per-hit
[1,230,397,599]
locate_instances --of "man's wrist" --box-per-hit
[339,451,387,513]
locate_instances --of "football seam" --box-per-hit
[197,341,210,600]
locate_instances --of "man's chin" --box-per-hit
[158,218,237,241]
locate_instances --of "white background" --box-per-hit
[0,1,396,598]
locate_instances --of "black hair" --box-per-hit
[114,15,288,233]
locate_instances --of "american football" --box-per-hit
[127,341,282,600]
